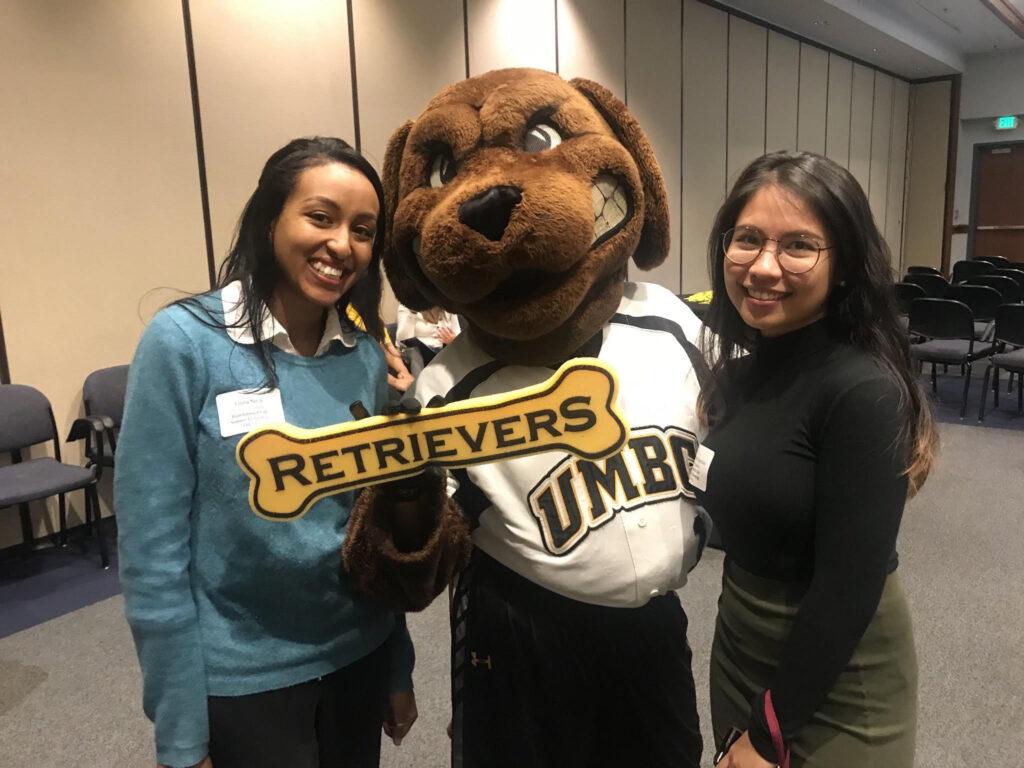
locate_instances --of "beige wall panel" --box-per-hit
[0,0,207,546]
[796,44,827,154]
[848,64,875,195]
[765,31,799,154]
[885,80,911,269]
[825,54,852,167]
[351,0,465,171]
[903,80,952,270]
[190,1,356,265]
[727,17,767,186]
[350,0,465,324]
[466,0,557,75]
[558,0,625,99]
[868,73,894,231]
[681,0,728,293]
[626,0,681,293]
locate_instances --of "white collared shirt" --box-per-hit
[220,280,355,357]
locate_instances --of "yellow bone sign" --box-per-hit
[236,358,628,520]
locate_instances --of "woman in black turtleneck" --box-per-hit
[696,151,938,768]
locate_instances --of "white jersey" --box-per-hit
[413,282,710,608]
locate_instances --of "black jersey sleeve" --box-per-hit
[747,375,910,759]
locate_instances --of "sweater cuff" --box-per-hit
[156,742,208,768]
[748,690,780,764]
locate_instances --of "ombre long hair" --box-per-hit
[698,151,937,495]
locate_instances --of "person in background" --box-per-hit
[697,151,937,768]
[116,136,417,768]
[395,304,460,367]
[346,304,414,393]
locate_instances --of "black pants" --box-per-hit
[451,553,702,768]
[207,640,389,768]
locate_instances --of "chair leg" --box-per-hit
[18,503,34,549]
[960,361,972,419]
[59,493,68,547]
[979,365,993,422]
[88,488,109,569]
[931,363,938,393]
[1019,373,1023,415]
[994,367,1000,408]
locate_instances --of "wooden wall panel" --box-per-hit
[190,1,356,264]
[868,73,894,231]
[626,0,681,293]
[765,31,799,154]
[466,0,556,75]
[0,0,207,544]
[726,17,767,185]
[903,80,952,270]
[681,0,728,293]
[796,44,828,154]
[825,54,852,167]
[848,64,875,195]
[351,0,465,171]
[558,0,625,99]
[886,80,911,268]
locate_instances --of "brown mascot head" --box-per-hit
[382,68,669,366]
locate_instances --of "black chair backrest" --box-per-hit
[994,303,1024,347]
[952,259,995,282]
[0,384,57,454]
[963,275,1023,303]
[908,298,975,341]
[902,272,948,297]
[906,265,942,276]
[894,281,926,314]
[992,268,1024,290]
[944,284,1003,320]
[82,365,129,427]
[975,255,1010,267]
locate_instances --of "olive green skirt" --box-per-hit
[710,560,917,768]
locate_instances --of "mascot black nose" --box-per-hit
[458,185,522,241]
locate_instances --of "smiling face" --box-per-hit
[723,184,834,337]
[382,69,668,364]
[269,162,379,320]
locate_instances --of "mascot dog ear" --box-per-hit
[380,120,433,310]
[570,77,670,270]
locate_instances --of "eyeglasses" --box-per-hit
[721,226,832,275]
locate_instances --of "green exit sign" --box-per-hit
[995,115,1019,130]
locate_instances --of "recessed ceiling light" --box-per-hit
[872,47,879,52]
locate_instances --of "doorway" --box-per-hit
[968,140,1024,264]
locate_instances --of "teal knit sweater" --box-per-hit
[116,293,414,768]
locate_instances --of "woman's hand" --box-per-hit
[383,689,418,745]
[436,326,457,345]
[717,731,775,767]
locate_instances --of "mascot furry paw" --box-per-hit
[344,68,708,767]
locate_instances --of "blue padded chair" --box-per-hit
[902,272,948,298]
[908,299,996,419]
[951,259,995,283]
[963,274,1023,304]
[82,364,128,470]
[906,265,943,276]
[0,384,110,567]
[974,255,1010,268]
[978,304,1024,421]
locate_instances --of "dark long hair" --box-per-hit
[698,151,937,494]
[177,136,386,388]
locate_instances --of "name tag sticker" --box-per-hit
[217,389,285,438]
[689,444,715,492]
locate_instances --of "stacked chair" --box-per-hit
[978,304,1024,422]
[0,384,111,567]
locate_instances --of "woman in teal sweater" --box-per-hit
[116,137,416,768]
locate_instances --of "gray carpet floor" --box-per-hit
[0,421,1021,767]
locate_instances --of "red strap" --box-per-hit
[763,690,791,768]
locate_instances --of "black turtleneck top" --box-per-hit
[698,320,909,761]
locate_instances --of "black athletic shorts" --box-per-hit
[451,552,702,768]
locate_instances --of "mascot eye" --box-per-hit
[428,151,457,188]
[523,122,563,153]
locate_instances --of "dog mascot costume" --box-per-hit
[344,68,709,768]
